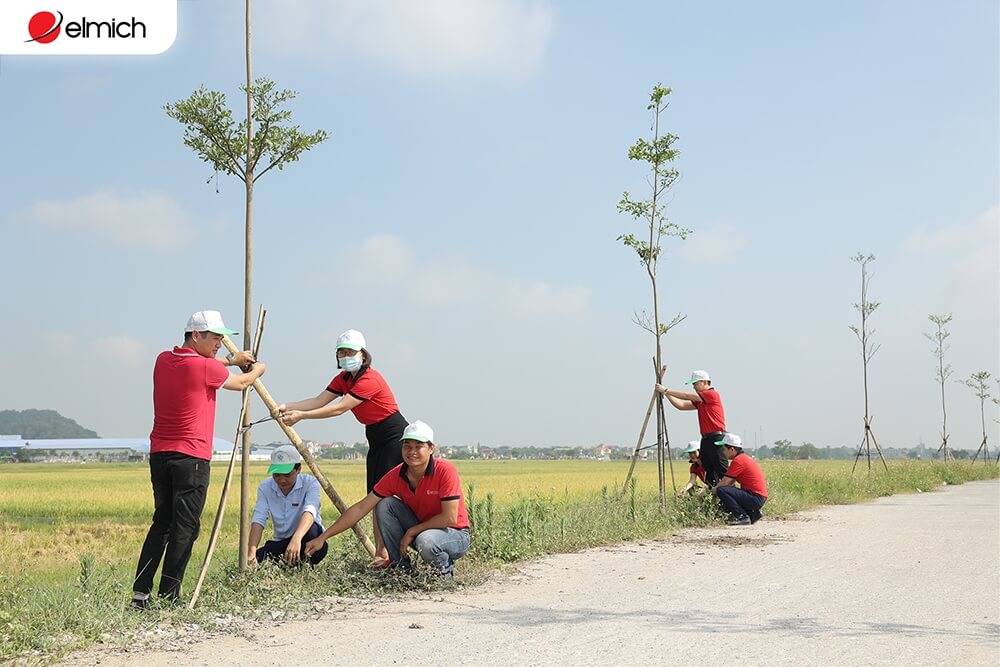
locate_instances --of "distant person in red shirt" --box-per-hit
[133,310,265,608]
[657,369,729,487]
[677,440,707,497]
[304,420,471,577]
[276,329,407,567]
[713,433,767,525]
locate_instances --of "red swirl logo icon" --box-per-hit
[26,10,63,43]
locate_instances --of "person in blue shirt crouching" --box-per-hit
[248,445,328,565]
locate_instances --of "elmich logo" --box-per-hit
[1,0,175,55]
[26,11,61,43]
[25,10,147,43]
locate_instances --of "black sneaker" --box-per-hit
[130,595,151,610]
[726,515,751,526]
[749,509,763,524]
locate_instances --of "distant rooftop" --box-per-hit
[0,437,234,451]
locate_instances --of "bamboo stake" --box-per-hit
[621,389,658,495]
[664,405,677,496]
[220,336,376,557]
[189,306,265,609]
[622,364,668,495]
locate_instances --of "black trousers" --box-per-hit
[364,411,407,492]
[134,451,210,600]
[256,521,328,565]
[699,431,730,487]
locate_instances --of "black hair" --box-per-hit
[184,330,220,343]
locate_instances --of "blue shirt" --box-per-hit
[251,474,323,540]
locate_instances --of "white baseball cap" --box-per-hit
[715,433,743,448]
[686,370,711,384]
[401,420,434,444]
[684,441,700,454]
[185,310,238,335]
[267,444,302,474]
[336,329,367,351]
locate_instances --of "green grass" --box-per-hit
[0,458,996,663]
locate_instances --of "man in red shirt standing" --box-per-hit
[657,369,729,487]
[133,310,266,608]
[304,420,471,577]
[714,433,767,526]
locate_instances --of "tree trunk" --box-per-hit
[239,0,255,573]
[221,337,376,555]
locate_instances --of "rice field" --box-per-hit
[1,458,994,582]
[1,458,996,662]
[0,459,676,581]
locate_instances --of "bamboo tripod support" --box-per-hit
[189,307,266,609]
[220,336,376,557]
[655,388,678,501]
[621,364,676,503]
[851,416,889,474]
[621,389,657,494]
[934,436,953,462]
[970,434,991,464]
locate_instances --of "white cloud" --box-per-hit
[40,332,150,370]
[16,189,194,251]
[93,335,150,370]
[43,331,76,355]
[57,76,113,98]
[904,205,999,289]
[258,0,554,79]
[677,223,745,264]
[355,234,414,284]
[347,234,589,319]
[504,280,590,319]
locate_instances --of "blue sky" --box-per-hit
[1,0,997,453]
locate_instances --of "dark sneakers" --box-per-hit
[130,594,151,610]
[749,509,763,525]
[726,515,751,526]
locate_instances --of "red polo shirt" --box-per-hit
[690,462,706,483]
[373,457,469,529]
[326,367,399,425]
[723,452,768,498]
[149,347,229,461]
[694,388,726,435]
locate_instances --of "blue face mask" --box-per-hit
[339,354,362,372]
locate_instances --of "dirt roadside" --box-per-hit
[60,480,999,667]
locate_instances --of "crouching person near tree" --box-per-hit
[677,441,707,497]
[713,433,767,526]
[248,445,328,566]
[304,420,471,577]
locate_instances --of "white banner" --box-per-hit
[0,0,177,55]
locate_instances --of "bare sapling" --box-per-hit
[924,314,954,460]
[994,379,999,463]
[961,371,994,463]
[849,253,889,473]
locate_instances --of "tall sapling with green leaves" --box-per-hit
[165,5,328,569]
[617,84,690,504]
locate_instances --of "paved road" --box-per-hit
[62,480,1000,666]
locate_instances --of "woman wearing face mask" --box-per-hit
[275,329,406,566]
